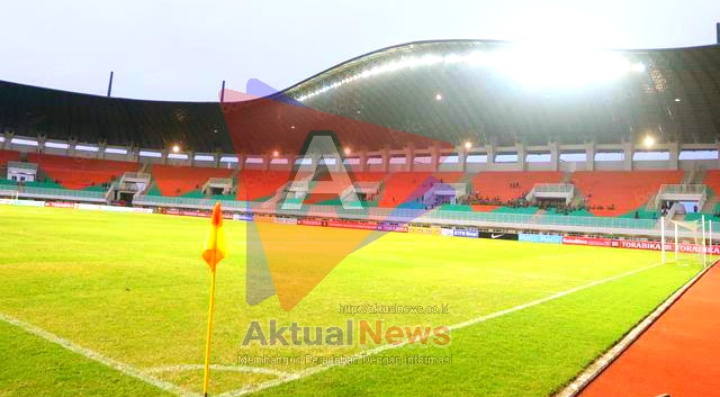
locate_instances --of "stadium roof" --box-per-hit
[1,40,720,153]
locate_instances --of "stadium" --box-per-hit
[2,25,720,397]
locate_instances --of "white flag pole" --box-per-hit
[674,221,678,262]
[661,216,666,264]
[702,215,707,268]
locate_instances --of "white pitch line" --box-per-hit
[218,262,665,397]
[0,313,198,397]
[146,364,292,379]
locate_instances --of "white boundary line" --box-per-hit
[218,262,665,397]
[145,364,291,379]
[554,260,716,397]
[0,313,198,397]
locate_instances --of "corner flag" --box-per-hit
[202,202,227,396]
[202,202,227,272]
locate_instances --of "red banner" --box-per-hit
[45,201,75,209]
[298,218,323,226]
[327,219,378,230]
[562,236,614,247]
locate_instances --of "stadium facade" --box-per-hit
[1,40,719,240]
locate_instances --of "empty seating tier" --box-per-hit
[237,171,290,201]
[152,165,233,196]
[571,170,684,217]
[471,171,563,202]
[28,153,138,190]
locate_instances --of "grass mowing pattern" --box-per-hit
[0,205,703,396]
[0,321,174,397]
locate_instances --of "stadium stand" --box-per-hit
[151,164,233,196]
[378,172,432,208]
[27,153,139,190]
[237,170,291,201]
[0,149,20,166]
[703,170,720,195]
[571,170,684,217]
[470,171,563,203]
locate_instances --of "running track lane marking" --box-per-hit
[0,312,198,397]
[218,262,666,397]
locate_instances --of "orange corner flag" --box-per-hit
[202,202,226,396]
[202,202,227,272]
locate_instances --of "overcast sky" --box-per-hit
[0,0,717,102]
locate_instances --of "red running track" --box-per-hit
[579,264,720,397]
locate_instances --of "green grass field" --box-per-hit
[0,205,705,396]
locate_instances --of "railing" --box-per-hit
[7,161,37,171]
[120,172,151,181]
[0,186,106,202]
[658,184,707,195]
[532,183,575,193]
[133,195,659,233]
[655,184,708,210]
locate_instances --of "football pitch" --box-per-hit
[0,205,704,396]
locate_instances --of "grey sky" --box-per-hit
[0,0,717,102]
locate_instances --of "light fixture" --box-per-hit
[674,98,682,102]
[272,150,279,157]
[344,147,352,156]
[464,141,472,150]
[435,93,443,101]
[643,135,655,148]
[172,144,180,153]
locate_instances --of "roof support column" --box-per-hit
[358,150,368,173]
[457,144,467,172]
[37,134,46,154]
[262,154,270,171]
[623,140,633,171]
[585,141,595,171]
[67,138,77,157]
[2,131,13,150]
[549,142,559,171]
[667,142,679,170]
[405,145,414,172]
[381,146,390,174]
[516,142,526,171]
[127,145,138,162]
[236,154,243,170]
[286,155,296,172]
[430,144,440,172]
[485,144,495,170]
[97,141,107,160]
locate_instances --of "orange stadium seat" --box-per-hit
[378,172,465,207]
[571,170,684,217]
[152,165,233,196]
[379,172,431,207]
[472,171,563,202]
[237,170,291,201]
[703,170,720,195]
[28,153,139,190]
[0,149,21,167]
